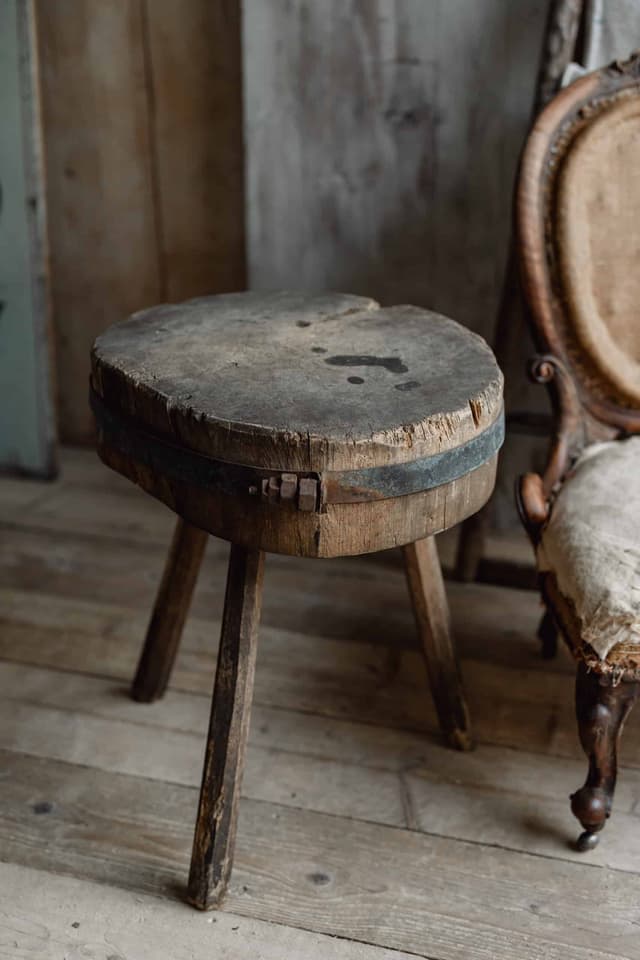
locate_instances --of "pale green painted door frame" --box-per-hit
[0,0,56,477]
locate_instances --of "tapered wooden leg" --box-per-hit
[571,662,639,851]
[188,545,265,910]
[132,518,208,703]
[403,537,473,751]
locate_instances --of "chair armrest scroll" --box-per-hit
[516,472,549,545]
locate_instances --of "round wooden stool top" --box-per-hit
[91,291,504,557]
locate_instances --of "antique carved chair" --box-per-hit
[517,53,640,850]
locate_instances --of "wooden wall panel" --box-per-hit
[37,0,244,442]
[37,0,161,442]
[144,0,245,302]
[244,0,548,341]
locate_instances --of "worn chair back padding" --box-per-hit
[518,55,640,434]
[557,95,640,405]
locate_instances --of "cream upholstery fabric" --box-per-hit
[538,438,640,659]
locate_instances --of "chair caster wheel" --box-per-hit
[575,830,600,852]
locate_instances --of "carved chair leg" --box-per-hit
[571,662,639,851]
[132,518,208,703]
[188,545,265,909]
[537,609,558,660]
[403,537,473,751]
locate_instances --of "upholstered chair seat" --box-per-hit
[538,437,640,670]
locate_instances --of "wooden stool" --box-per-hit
[90,291,504,909]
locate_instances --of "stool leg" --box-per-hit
[403,537,473,751]
[132,518,208,703]
[188,545,265,910]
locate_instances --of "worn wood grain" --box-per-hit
[0,861,418,960]
[244,0,547,338]
[132,518,208,703]
[5,660,640,871]
[0,583,570,730]
[99,444,498,558]
[0,519,543,674]
[403,537,471,750]
[92,292,503,470]
[92,289,502,555]
[36,0,161,442]
[0,448,534,573]
[188,546,265,909]
[0,685,407,829]
[3,448,640,952]
[0,661,576,783]
[0,523,546,685]
[2,750,639,959]
[143,0,245,301]
[0,480,177,543]
[3,584,635,768]
[36,0,245,442]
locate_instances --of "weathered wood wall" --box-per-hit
[37,0,244,442]
[244,0,548,338]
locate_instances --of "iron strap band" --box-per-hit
[90,386,504,510]
[332,411,504,503]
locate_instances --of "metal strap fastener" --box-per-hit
[90,386,504,513]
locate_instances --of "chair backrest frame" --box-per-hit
[516,52,640,538]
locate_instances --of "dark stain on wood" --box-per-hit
[92,292,503,473]
[324,355,409,374]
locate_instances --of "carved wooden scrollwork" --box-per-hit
[528,352,587,494]
[516,352,587,543]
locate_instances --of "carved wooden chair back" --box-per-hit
[517,51,640,519]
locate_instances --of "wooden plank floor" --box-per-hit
[1,448,639,959]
